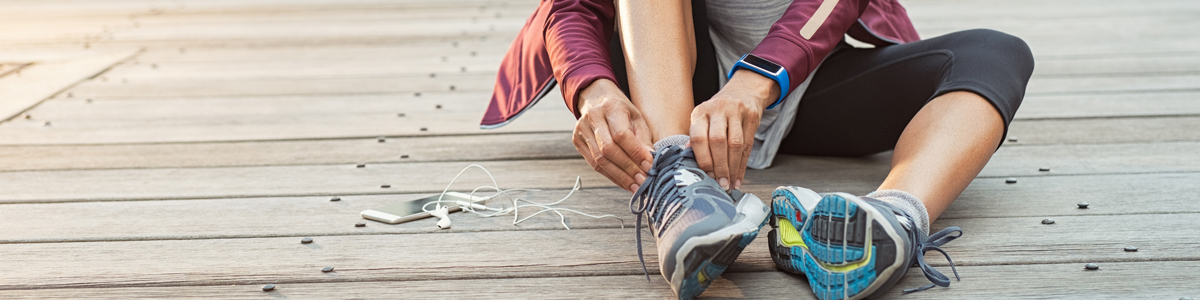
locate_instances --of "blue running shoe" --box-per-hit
[768,187,963,300]
[630,145,770,300]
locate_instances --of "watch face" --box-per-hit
[743,55,783,74]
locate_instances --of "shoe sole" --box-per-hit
[769,190,907,300]
[672,192,770,300]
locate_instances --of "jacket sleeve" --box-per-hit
[749,0,872,93]
[544,0,618,118]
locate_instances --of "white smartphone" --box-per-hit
[360,192,488,224]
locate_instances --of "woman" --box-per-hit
[483,0,1033,299]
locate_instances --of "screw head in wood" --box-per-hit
[1084,263,1099,270]
[1077,202,1089,209]
[377,137,386,143]
[400,154,409,159]
[1039,167,1050,172]
[414,92,421,97]
[449,85,456,91]
[262,284,276,291]
[1124,246,1138,252]
[420,127,428,132]
[1008,137,1018,142]
[1006,178,1017,184]
[322,266,334,272]
[330,197,341,202]
[356,164,366,168]
[429,73,436,78]
[397,113,406,117]
[381,184,391,188]
[43,121,51,126]
[23,114,30,119]
[435,104,442,109]
[1041,219,1055,225]
[355,222,366,227]
[301,237,313,244]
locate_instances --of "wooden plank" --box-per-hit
[1016,92,1200,120]
[4,115,1200,171]
[2,260,1193,299]
[0,132,577,172]
[3,171,1199,242]
[1,81,1195,145]
[1008,115,1200,145]
[4,260,1197,299]
[0,261,1194,299]
[0,271,812,299]
[1,141,1198,203]
[0,49,139,121]
[0,213,1195,289]
[0,92,578,145]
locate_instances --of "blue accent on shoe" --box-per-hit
[768,187,965,300]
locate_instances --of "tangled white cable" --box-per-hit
[420,164,625,230]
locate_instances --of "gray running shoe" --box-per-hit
[768,186,963,300]
[629,145,769,299]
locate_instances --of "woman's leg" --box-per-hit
[614,0,697,141]
[880,91,1003,221]
[779,29,1035,221]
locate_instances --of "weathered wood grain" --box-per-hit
[2,261,1195,300]
[0,132,577,172]
[4,115,1200,171]
[5,87,1199,145]
[0,49,139,121]
[2,171,1198,243]
[1,141,1198,203]
[0,212,1195,290]
[0,261,1193,299]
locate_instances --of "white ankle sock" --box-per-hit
[653,135,690,151]
[866,189,930,236]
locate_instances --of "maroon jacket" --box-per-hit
[481,0,920,128]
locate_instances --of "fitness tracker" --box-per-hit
[728,53,789,109]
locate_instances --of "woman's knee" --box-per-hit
[947,29,1035,75]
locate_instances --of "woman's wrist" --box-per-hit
[578,79,623,114]
[727,69,782,109]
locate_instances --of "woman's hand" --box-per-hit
[689,70,780,190]
[573,79,655,192]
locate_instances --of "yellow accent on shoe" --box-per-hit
[697,269,708,284]
[820,242,873,273]
[777,218,808,250]
[780,217,874,273]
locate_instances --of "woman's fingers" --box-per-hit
[727,116,745,190]
[606,110,653,180]
[708,115,730,190]
[577,118,639,191]
[689,114,713,176]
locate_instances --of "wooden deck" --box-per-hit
[1,0,1198,298]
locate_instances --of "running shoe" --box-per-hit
[629,145,770,299]
[768,186,963,300]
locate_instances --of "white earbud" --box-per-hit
[430,205,451,229]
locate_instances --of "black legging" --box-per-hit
[780,29,1034,157]
[607,2,1034,158]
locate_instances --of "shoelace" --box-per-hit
[901,219,963,294]
[628,146,692,281]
